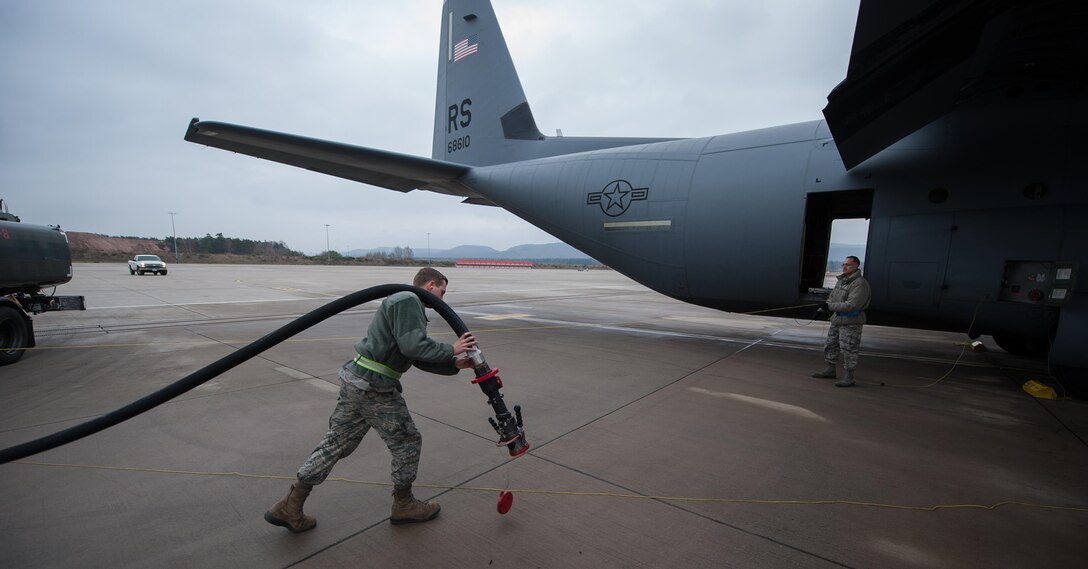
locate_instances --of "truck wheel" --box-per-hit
[160,270,167,276]
[129,268,135,275]
[0,306,30,365]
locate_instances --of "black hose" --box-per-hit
[0,284,466,464]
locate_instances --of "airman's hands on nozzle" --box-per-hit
[453,332,478,369]
[453,332,477,355]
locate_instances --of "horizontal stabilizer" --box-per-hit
[184,119,472,195]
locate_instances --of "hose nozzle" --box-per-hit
[469,348,529,457]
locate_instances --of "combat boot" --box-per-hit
[390,486,441,525]
[264,482,317,533]
[835,369,855,387]
[811,364,837,379]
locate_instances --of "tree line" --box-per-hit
[157,233,303,256]
[154,234,421,264]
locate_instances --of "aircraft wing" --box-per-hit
[823,0,1088,169]
[184,119,476,198]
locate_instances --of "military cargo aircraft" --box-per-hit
[185,0,1087,388]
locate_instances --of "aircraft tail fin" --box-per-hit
[433,0,544,166]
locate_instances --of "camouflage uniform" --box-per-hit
[823,271,871,371]
[824,322,865,370]
[296,291,459,490]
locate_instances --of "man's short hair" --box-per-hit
[845,255,861,266]
[414,267,448,287]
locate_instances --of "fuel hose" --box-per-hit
[0,284,477,464]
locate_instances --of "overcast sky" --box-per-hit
[2,0,863,255]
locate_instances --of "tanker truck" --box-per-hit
[0,199,86,365]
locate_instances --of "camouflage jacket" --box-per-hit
[827,271,871,325]
[344,291,459,392]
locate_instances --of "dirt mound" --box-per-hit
[65,233,314,265]
[68,232,168,255]
[64,232,437,267]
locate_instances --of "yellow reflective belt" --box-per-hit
[352,355,402,381]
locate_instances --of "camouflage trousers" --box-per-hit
[824,323,863,370]
[297,373,422,490]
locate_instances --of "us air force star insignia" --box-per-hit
[586,180,649,217]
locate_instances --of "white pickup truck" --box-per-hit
[128,254,168,275]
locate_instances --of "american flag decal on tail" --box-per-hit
[453,34,479,62]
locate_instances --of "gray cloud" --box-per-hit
[1,0,861,254]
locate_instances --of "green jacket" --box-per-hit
[345,291,459,392]
[828,271,871,325]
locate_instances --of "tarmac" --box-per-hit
[1,263,1086,568]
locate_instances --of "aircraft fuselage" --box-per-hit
[464,98,1085,354]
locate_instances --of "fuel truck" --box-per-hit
[0,199,85,365]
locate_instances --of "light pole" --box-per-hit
[427,232,431,264]
[324,224,331,263]
[168,212,179,262]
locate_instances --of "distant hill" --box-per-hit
[828,243,866,264]
[67,232,313,265]
[345,242,594,261]
[66,232,597,266]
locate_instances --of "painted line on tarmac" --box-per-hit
[457,311,1022,371]
[689,387,828,422]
